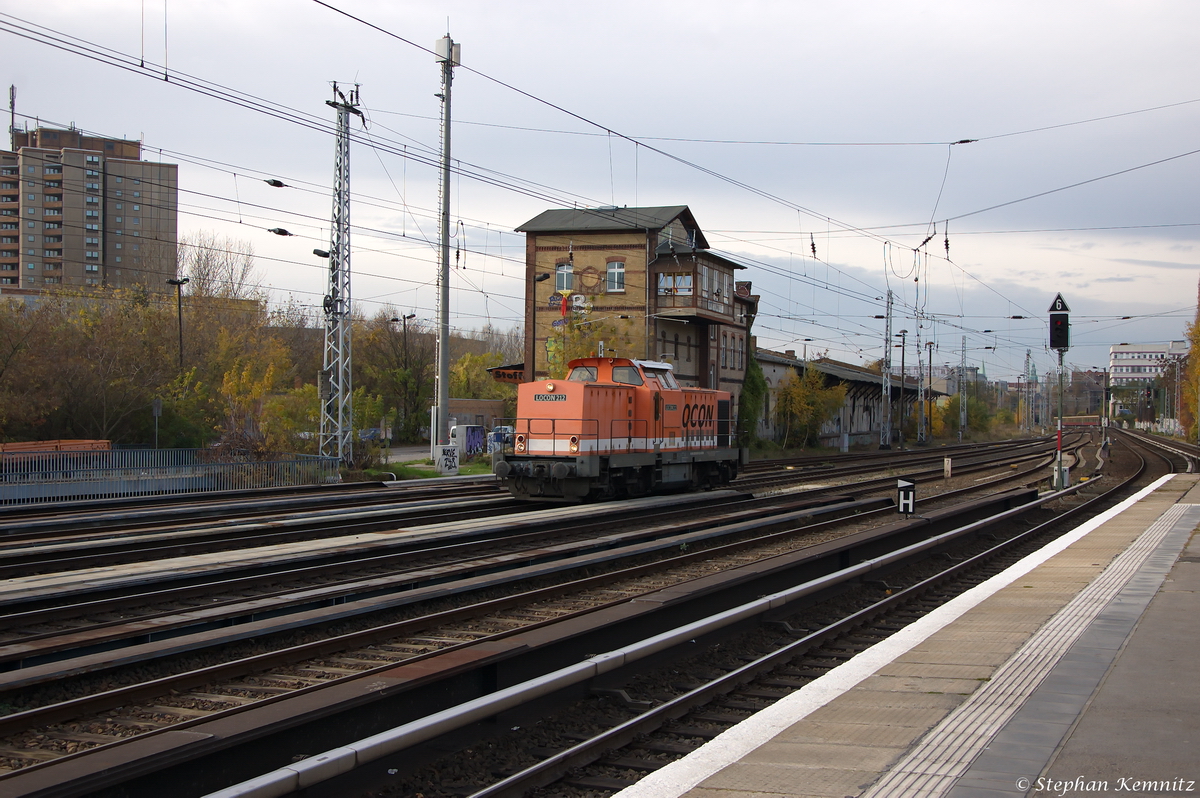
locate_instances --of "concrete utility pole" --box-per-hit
[1024,349,1034,433]
[879,290,893,449]
[320,83,361,465]
[916,331,927,445]
[434,35,460,469]
[896,329,907,449]
[926,341,935,441]
[958,336,966,442]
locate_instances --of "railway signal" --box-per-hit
[1048,294,1070,489]
[897,479,916,515]
[1049,293,1070,351]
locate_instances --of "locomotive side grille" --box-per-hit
[717,399,731,447]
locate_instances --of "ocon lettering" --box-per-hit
[682,403,714,428]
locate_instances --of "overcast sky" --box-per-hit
[4,0,1198,380]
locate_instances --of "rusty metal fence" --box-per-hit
[0,448,340,505]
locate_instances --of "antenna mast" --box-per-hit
[320,83,361,464]
[433,35,460,468]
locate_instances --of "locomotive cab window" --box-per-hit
[643,367,679,389]
[612,366,644,386]
[567,365,598,382]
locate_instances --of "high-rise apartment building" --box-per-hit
[0,126,178,292]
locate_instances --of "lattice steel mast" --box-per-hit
[320,83,361,463]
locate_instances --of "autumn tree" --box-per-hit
[356,310,436,443]
[547,309,635,379]
[737,334,766,445]
[936,394,993,439]
[178,232,263,301]
[30,288,177,443]
[0,299,58,439]
[267,299,323,390]
[450,350,518,419]
[473,323,524,363]
[1182,291,1200,438]
[775,367,847,449]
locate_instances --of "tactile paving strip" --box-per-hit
[862,502,1200,797]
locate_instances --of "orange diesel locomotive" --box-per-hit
[493,357,746,501]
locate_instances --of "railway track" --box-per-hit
[0,474,505,542]
[330,429,1171,798]
[0,436,1098,797]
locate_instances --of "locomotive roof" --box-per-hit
[567,356,674,372]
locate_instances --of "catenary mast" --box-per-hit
[320,83,361,464]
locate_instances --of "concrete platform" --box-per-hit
[616,474,1200,798]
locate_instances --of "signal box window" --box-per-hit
[555,261,573,292]
[657,273,693,295]
[568,365,598,382]
[606,260,625,292]
[612,366,643,386]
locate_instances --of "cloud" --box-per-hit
[1110,258,1200,271]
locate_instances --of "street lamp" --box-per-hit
[925,341,935,441]
[166,277,189,371]
[389,314,417,369]
[390,314,418,441]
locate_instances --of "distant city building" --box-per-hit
[1108,341,1186,388]
[0,126,178,293]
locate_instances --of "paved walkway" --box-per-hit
[383,445,431,463]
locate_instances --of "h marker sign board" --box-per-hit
[897,479,916,515]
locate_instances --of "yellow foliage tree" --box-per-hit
[546,307,634,379]
[775,367,847,449]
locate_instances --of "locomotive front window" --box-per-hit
[567,365,598,382]
[612,366,644,386]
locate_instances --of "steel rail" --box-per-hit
[1109,426,1200,472]
[208,466,1119,798]
[0,477,502,544]
[482,431,1151,798]
[2,444,1065,678]
[0,439,1089,792]
[734,435,1083,493]
[1,444,1057,668]
[0,465,1055,795]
